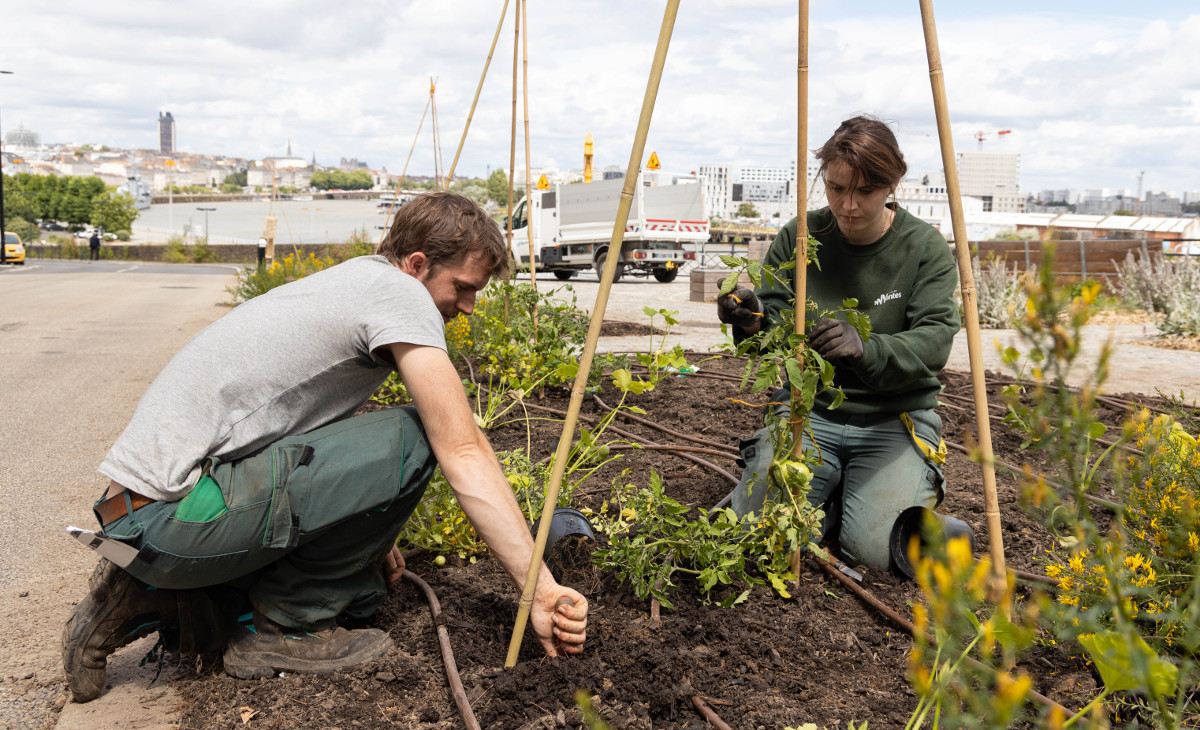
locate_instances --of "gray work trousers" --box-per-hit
[732,393,945,571]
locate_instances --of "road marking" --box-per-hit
[115,266,141,273]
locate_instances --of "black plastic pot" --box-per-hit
[889,506,977,579]
[533,508,597,583]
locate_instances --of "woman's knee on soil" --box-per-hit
[838,455,943,572]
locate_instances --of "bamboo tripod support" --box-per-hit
[444,0,510,188]
[430,78,444,190]
[377,92,432,245]
[503,0,520,320]
[788,0,810,581]
[919,0,1008,592]
[520,0,540,307]
[504,0,680,668]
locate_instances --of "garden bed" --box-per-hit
[158,350,1168,729]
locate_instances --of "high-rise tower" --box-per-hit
[158,111,175,154]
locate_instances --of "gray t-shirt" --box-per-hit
[100,255,446,501]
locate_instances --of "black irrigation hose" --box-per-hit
[938,390,1144,457]
[402,570,481,730]
[691,695,734,729]
[944,440,1123,512]
[589,393,739,453]
[500,392,741,486]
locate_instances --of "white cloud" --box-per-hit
[2,1,1199,194]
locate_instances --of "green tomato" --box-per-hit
[774,459,813,493]
[434,555,447,567]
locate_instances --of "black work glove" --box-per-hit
[809,317,864,366]
[716,287,763,329]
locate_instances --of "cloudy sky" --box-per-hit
[4,1,1199,196]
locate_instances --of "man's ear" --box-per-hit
[398,251,427,277]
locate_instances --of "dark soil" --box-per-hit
[170,354,1157,729]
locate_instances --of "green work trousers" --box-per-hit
[731,390,945,571]
[98,406,436,631]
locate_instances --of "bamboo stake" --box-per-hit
[377,92,432,245]
[504,0,680,668]
[444,0,510,188]
[434,78,448,190]
[504,0,520,322]
[789,0,810,581]
[918,0,1008,599]
[521,0,540,313]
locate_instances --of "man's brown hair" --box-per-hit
[377,191,509,277]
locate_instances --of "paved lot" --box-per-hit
[0,260,235,730]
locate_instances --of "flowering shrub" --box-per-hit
[993,246,1200,726]
[445,281,611,392]
[907,536,1048,728]
[970,252,1032,328]
[1116,251,1200,337]
[225,251,337,304]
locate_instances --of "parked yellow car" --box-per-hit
[2,232,25,265]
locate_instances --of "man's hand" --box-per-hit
[717,286,764,332]
[809,318,864,366]
[383,545,405,588]
[531,583,588,657]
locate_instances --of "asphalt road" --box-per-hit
[0,259,236,729]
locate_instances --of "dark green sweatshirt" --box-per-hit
[738,205,960,414]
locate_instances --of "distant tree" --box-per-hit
[451,180,489,206]
[1112,209,1135,216]
[309,169,373,191]
[736,202,759,218]
[224,170,248,187]
[7,217,38,243]
[90,190,140,234]
[486,169,509,204]
[1182,201,1200,215]
[220,182,242,193]
[1,174,37,224]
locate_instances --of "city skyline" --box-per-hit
[3,2,1199,195]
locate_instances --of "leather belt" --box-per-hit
[95,490,157,527]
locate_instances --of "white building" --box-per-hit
[698,164,732,220]
[955,151,1024,213]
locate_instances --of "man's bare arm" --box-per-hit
[389,342,587,655]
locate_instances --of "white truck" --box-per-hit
[506,173,708,282]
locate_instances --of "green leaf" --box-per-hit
[628,406,647,415]
[555,361,579,381]
[842,298,859,308]
[642,306,657,317]
[719,254,744,268]
[784,358,805,391]
[767,572,793,599]
[1077,631,1179,696]
[612,368,633,392]
[1087,422,1108,439]
[718,271,741,297]
[719,589,751,608]
[1001,346,1021,366]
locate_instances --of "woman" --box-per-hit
[717,115,961,572]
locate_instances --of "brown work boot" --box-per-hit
[222,610,392,679]
[62,559,178,702]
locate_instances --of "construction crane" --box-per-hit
[583,133,594,183]
[974,129,1011,151]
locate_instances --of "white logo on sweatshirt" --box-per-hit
[873,290,902,306]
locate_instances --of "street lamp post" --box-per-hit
[166,159,176,237]
[196,207,215,246]
[0,70,13,266]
